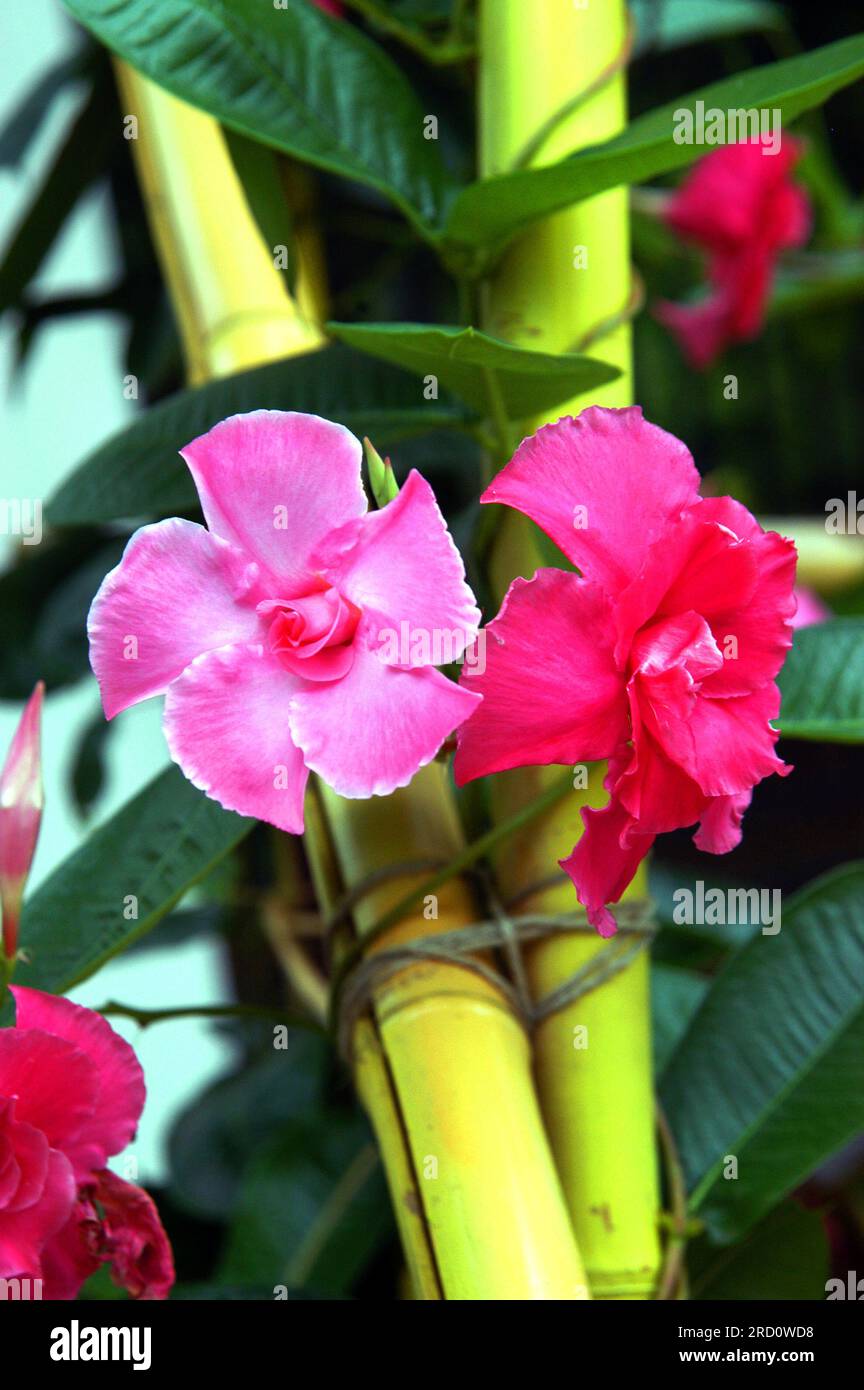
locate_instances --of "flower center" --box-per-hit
[258,587,360,682]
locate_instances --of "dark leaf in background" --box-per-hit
[662,862,864,1242]
[219,1113,391,1297]
[62,0,459,238]
[0,61,119,317]
[16,768,254,993]
[0,532,125,699]
[47,344,472,525]
[688,1200,828,1300]
[70,705,114,817]
[631,0,786,58]
[0,48,89,168]
[651,963,708,1076]
[169,1037,329,1222]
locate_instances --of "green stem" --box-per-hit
[98,1000,323,1031]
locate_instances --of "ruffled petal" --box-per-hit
[561,793,656,938]
[10,988,145,1175]
[482,407,700,593]
[180,411,366,591]
[454,570,628,784]
[163,644,309,834]
[693,790,752,854]
[288,640,479,798]
[88,519,263,719]
[684,683,790,798]
[312,470,480,667]
[90,1170,175,1300]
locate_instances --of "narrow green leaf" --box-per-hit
[0,51,87,168]
[17,769,253,994]
[0,66,117,316]
[328,321,620,417]
[652,964,708,1076]
[219,1117,390,1295]
[46,344,471,526]
[224,128,295,291]
[688,1201,828,1301]
[661,862,864,1242]
[779,619,864,742]
[631,0,785,57]
[443,34,864,260]
[62,0,457,237]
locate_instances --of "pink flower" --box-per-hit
[791,584,831,629]
[312,0,344,14]
[0,986,173,1299]
[454,406,797,937]
[655,138,810,368]
[0,682,44,961]
[88,412,480,829]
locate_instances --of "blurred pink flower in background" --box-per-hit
[791,584,832,629]
[0,987,173,1299]
[88,412,480,829]
[655,138,811,368]
[0,682,44,962]
[455,406,797,936]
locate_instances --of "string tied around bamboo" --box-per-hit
[330,883,656,1063]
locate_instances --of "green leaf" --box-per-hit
[688,1200,828,1301]
[0,534,126,699]
[0,51,87,168]
[0,66,118,316]
[46,344,471,526]
[169,1040,328,1220]
[328,322,620,417]
[61,0,457,238]
[779,619,864,742]
[17,768,253,994]
[219,1115,391,1295]
[661,861,864,1243]
[224,128,295,291]
[652,964,708,1076]
[443,34,864,261]
[631,0,785,57]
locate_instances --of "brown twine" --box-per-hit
[336,898,656,1063]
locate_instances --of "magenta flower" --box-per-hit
[791,584,831,629]
[0,986,173,1299]
[0,682,44,961]
[655,138,810,368]
[455,406,797,936]
[88,412,480,829]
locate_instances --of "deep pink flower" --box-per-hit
[0,682,44,961]
[455,406,797,936]
[0,986,173,1299]
[88,412,480,829]
[655,138,810,368]
[312,0,344,14]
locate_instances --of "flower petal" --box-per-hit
[0,1028,97,1169]
[288,643,479,798]
[561,793,656,938]
[454,570,628,785]
[10,987,145,1175]
[684,683,790,797]
[91,1170,175,1300]
[180,411,366,591]
[313,470,480,667]
[163,644,309,833]
[88,520,263,719]
[693,790,752,854]
[482,406,700,594]
[0,1149,76,1284]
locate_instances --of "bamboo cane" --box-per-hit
[117,64,589,1300]
[478,0,662,1299]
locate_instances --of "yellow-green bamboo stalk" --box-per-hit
[118,63,589,1300]
[114,65,327,381]
[479,0,662,1299]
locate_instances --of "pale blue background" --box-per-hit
[0,0,234,1183]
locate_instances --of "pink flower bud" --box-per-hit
[0,681,44,960]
